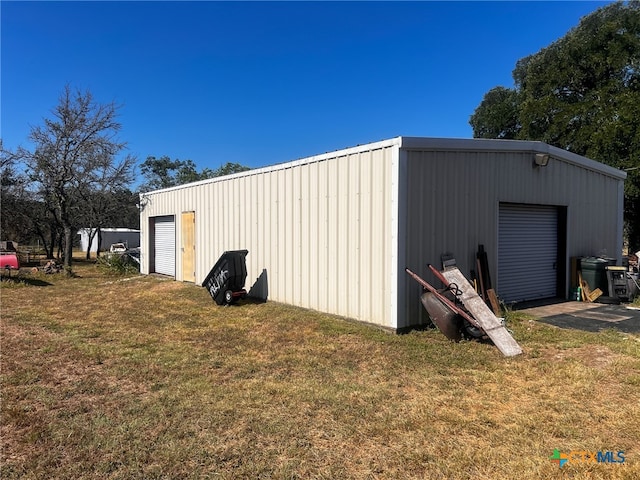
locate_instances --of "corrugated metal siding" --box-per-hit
[498,204,558,302]
[140,144,395,327]
[402,149,623,328]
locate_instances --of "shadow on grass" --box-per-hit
[0,275,53,287]
[214,296,267,308]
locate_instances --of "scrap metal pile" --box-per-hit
[406,256,522,357]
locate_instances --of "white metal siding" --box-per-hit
[498,204,558,302]
[154,216,175,277]
[139,141,397,328]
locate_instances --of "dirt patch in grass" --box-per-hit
[543,344,618,368]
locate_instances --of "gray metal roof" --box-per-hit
[142,136,626,197]
[398,136,627,180]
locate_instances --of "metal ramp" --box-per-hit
[440,267,523,357]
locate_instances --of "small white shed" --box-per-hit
[139,137,626,331]
[78,228,140,253]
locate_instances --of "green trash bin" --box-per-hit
[580,257,615,296]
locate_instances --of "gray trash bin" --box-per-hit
[580,257,615,296]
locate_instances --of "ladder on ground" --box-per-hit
[440,267,523,357]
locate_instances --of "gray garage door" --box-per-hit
[154,216,175,277]
[498,204,558,303]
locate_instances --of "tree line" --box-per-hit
[470,1,640,251]
[1,86,249,273]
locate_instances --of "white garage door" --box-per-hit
[154,216,175,277]
[498,204,558,303]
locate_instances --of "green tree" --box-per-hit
[140,156,209,191]
[470,1,640,250]
[140,156,185,191]
[1,142,30,243]
[1,141,60,256]
[469,87,521,139]
[19,86,135,273]
[213,162,251,177]
[140,157,250,191]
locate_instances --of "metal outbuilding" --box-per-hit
[139,137,626,331]
[78,228,140,253]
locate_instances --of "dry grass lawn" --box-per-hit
[1,259,639,479]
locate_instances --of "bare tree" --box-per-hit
[77,151,136,259]
[21,85,135,273]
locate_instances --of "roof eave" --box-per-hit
[398,136,627,180]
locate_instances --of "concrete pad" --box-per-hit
[519,301,640,333]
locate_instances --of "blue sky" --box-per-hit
[2,1,613,179]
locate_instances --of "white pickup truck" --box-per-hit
[109,243,127,253]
